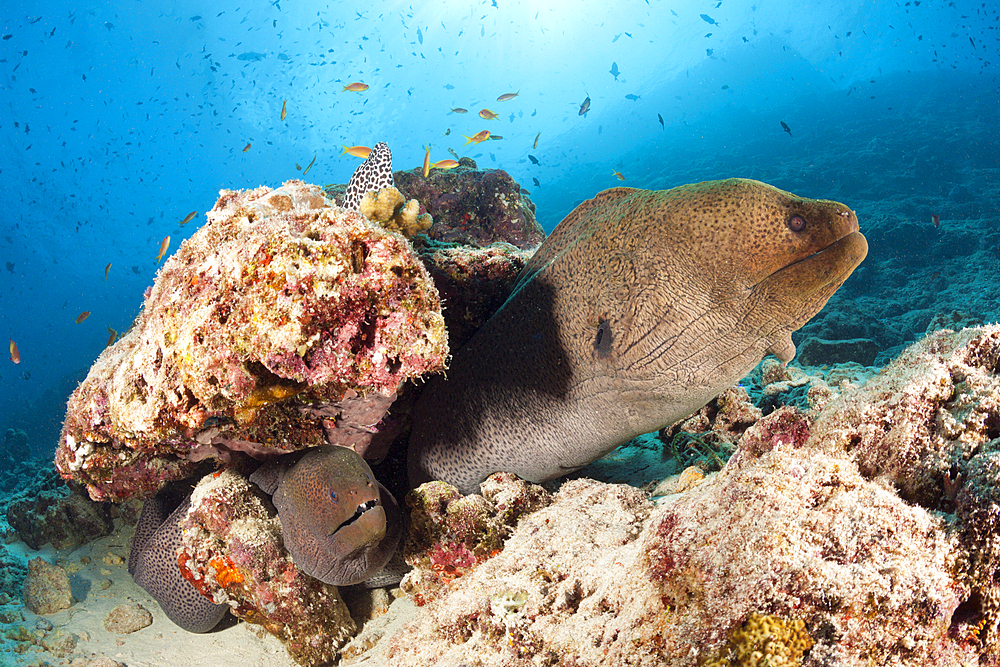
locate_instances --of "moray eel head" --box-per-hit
[253,445,400,586]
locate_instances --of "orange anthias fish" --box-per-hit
[179,211,197,225]
[75,311,91,324]
[104,262,112,280]
[463,130,491,146]
[341,145,372,158]
[432,159,459,170]
[478,108,499,120]
[497,91,519,102]
[156,235,171,264]
[9,339,20,364]
[613,169,625,181]
[280,98,287,121]
[450,107,468,114]
[343,82,369,92]
[242,142,252,153]
[422,144,431,178]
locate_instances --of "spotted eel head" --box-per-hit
[342,141,394,211]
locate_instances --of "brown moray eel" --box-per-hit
[408,178,868,494]
[250,445,402,586]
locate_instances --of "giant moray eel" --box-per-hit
[408,179,868,494]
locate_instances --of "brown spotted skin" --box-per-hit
[407,178,868,494]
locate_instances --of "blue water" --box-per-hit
[1,0,997,456]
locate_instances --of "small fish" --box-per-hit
[431,159,459,170]
[242,142,252,152]
[700,13,718,25]
[423,144,431,177]
[479,108,499,120]
[532,177,540,187]
[462,130,491,145]
[625,93,641,101]
[104,262,112,280]
[341,145,372,158]
[106,326,118,347]
[497,91,519,102]
[488,134,503,140]
[75,311,91,324]
[443,128,451,136]
[296,163,302,170]
[579,95,591,116]
[448,147,460,160]
[613,170,625,181]
[179,211,197,225]
[280,99,287,121]
[528,155,539,165]
[658,113,664,129]
[932,214,940,229]
[721,84,729,90]
[533,132,540,149]
[609,62,619,80]
[302,152,317,175]
[9,339,20,364]
[780,120,792,136]
[156,235,171,264]
[450,107,468,114]
[343,82,369,92]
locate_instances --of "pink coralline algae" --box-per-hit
[379,327,1000,666]
[55,180,447,502]
[177,466,357,666]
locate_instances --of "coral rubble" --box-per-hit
[55,180,447,502]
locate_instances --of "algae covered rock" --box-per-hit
[55,180,448,502]
[23,557,73,615]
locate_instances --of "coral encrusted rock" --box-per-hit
[23,557,73,615]
[55,180,447,502]
[177,467,356,666]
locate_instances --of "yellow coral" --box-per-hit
[358,186,433,238]
[700,613,813,667]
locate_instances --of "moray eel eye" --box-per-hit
[788,214,806,232]
[329,490,338,503]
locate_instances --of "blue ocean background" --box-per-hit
[1,0,997,457]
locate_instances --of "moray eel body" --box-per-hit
[408,178,868,494]
[251,445,402,586]
[129,492,229,633]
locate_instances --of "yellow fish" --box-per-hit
[478,108,499,120]
[75,311,91,324]
[280,99,287,121]
[179,211,197,225]
[104,262,112,280]
[242,142,251,153]
[432,159,459,170]
[106,326,118,348]
[613,169,625,181]
[156,235,170,264]
[533,132,540,149]
[497,91,519,102]
[302,153,317,175]
[341,145,371,158]
[423,144,431,178]
[9,339,20,365]
[463,130,491,145]
[450,107,468,114]
[343,82,369,92]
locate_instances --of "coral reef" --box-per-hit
[0,546,26,598]
[22,557,73,615]
[392,158,544,250]
[0,428,29,468]
[5,465,115,550]
[379,327,1000,665]
[177,466,357,666]
[55,180,447,502]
